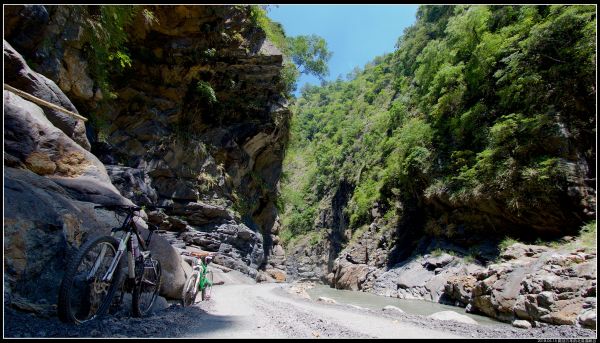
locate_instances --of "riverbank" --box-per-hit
[3,281,596,338]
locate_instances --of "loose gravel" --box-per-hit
[3,283,597,339]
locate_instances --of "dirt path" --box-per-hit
[3,269,596,338]
[181,283,463,339]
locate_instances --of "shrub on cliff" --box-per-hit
[249,5,332,95]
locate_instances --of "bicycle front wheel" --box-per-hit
[201,270,213,301]
[132,257,161,317]
[58,235,124,324]
[181,271,199,307]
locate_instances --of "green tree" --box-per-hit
[249,6,332,95]
[287,34,333,81]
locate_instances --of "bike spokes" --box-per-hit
[69,241,117,323]
[181,272,199,307]
[203,270,214,301]
[132,258,161,316]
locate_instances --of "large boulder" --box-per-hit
[4,40,90,150]
[371,253,481,302]
[180,222,264,278]
[331,259,373,291]
[142,226,187,299]
[445,242,599,326]
[445,274,478,306]
[4,89,121,203]
[3,167,123,309]
[428,311,478,325]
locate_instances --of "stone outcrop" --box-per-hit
[88,5,289,278]
[178,222,264,278]
[4,82,118,202]
[446,243,597,329]
[371,253,484,303]
[428,311,478,325]
[4,167,118,310]
[286,235,331,282]
[105,165,158,205]
[4,40,90,150]
[4,5,292,307]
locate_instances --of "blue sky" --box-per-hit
[267,4,419,94]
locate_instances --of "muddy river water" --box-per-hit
[306,284,509,326]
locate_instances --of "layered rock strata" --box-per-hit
[4,5,292,317]
[4,5,290,281]
[3,46,188,310]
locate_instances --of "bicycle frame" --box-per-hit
[194,259,212,292]
[88,209,155,284]
[58,204,166,323]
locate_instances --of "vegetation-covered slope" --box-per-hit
[281,5,596,257]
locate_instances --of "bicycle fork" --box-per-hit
[91,232,131,282]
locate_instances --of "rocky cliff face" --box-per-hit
[284,191,597,329]
[4,4,291,315]
[286,181,354,282]
[286,211,596,329]
[283,148,596,329]
[3,40,189,310]
[86,5,290,279]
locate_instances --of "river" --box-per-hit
[306,284,509,326]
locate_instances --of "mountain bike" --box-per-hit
[57,204,169,324]
[181,251,216,306]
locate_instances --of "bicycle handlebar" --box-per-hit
[181,251,216,258]
[94,204,173,212]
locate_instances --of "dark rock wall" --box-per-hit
[103,6,291,277]
[4,4,291,299]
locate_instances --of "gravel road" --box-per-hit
[3,269,596,339]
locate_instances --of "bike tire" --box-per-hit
[201,270,213,301]
[132,258,161,317]
[181,271,199,307]
[58,235,124,324]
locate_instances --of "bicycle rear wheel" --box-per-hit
[58,235,124,324]
[181,271,199,307]
[132,257,161,317]
[201,270,213,301]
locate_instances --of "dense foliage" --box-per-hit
[77,5,154,97]
[280,5,596,246]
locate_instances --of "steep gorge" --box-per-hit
[2,4,597,334]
